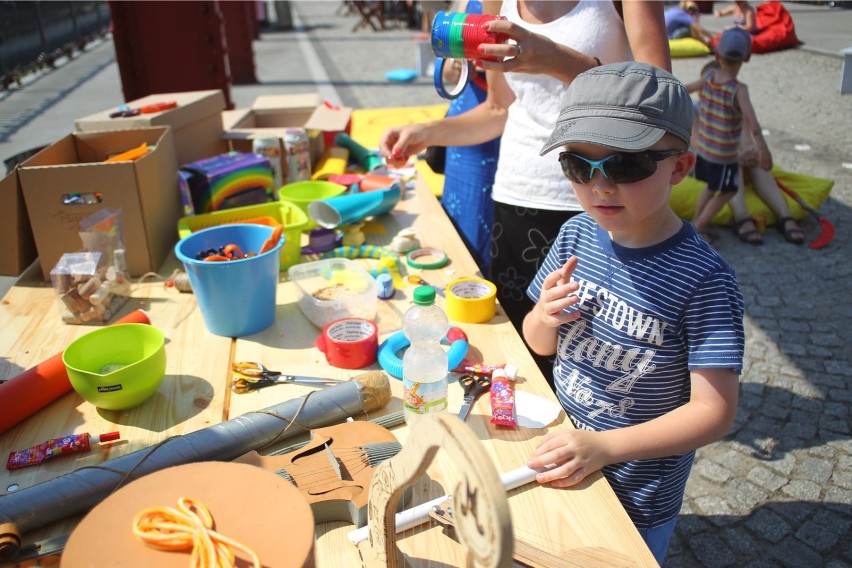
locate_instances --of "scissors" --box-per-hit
[230,362,345,393]
[457,374,492,421]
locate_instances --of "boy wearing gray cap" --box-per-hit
[688,26,770,243]
[524,61,744,564]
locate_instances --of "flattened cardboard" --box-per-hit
[74,90,228,167]
[0,169,38,276]
[19,127,181,280]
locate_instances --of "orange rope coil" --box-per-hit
[132,497,260,568]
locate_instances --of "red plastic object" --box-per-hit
[0,309,152,435]
[98,432,122,443]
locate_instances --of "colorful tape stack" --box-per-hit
[430,11,508,62]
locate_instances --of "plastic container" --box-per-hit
[177,200,307,270]
[278,180,347,230]
[402,286,449,424]
[175,224,283,337]
[63,323,166,410]
[288,258,378,328]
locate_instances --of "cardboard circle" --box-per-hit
[64,461,314,567]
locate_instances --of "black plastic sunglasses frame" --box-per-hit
[558,149,683,185]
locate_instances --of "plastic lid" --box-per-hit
[412,285,436,306]
[502,364,518,380]
[96,431,121,443]
[493,367,516,381]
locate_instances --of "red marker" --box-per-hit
[6,432,121,470]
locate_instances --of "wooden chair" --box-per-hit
[350,1,386,32]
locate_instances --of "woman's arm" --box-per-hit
[621,0,672,71]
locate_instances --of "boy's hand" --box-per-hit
[532,256,581,327]
[527,428,610,488]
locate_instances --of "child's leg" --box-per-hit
[693,190,735,230]
[693,186,715,226]
[637,516,678,566]
[729,166,763,244]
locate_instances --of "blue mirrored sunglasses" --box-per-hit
[558,150,682,185]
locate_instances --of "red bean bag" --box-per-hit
[712,1,800,55]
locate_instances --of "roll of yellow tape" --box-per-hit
[446,277,497,323]
[312,147,350,180]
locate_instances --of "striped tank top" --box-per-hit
[695,73,743,165]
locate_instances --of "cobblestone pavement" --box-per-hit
[0,2,849,566]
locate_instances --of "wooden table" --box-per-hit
[0,175,656,567]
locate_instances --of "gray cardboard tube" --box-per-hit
[0,374,389,537]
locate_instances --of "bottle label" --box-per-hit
[402,378,448,415]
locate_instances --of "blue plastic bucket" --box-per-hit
[175,224,283,337]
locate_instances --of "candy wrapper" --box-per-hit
[490,368,516,427]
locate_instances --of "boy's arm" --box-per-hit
[597,368,739,462]
[735,84,773,170]
[529,368,739,486]
[714,5,735,18]
[684,76,705,93]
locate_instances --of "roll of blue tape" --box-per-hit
[378,326,469,380]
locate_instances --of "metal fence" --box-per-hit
[0,1,111,89]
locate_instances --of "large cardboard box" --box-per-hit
[0,169,38,276]
[18,127,181,280]
[75,90,228,167]
[222,93,352,177]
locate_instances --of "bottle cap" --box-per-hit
[493,367,516,381]
[95,431,121,443]
[413,285,436,306]
[502,364,518,380]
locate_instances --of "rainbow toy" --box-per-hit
[179,152,275,215]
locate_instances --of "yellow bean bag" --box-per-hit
[671,166,834,226]
[670,37,712,58]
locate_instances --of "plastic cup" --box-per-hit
[175,224,283,337]
[278,180,348,230]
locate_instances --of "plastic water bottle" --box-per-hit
[402,286,449,424]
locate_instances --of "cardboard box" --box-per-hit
[222,93,352,178]
[18,127,181,280]
[0,169,38,276]
[75,90,228,167]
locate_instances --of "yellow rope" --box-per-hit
[133,497,261,568]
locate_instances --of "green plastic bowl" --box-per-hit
[278,180,347,229]
[62,324,166,411]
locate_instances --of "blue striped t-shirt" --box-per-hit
[527,213,744,529]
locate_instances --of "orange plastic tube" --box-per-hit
[0,309,151,435]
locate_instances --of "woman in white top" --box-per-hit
[380,1,670,383]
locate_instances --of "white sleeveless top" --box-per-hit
[494,0,633,211]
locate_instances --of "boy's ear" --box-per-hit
[670,151,697,185]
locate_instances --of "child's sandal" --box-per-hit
[732,217,763,245]
[777,217,805,245]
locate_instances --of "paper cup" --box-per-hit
[175,224,282,337]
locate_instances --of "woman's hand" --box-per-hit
[474,19,562,75]
[379,123,430,168]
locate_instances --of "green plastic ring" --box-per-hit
[406,247,449,270]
